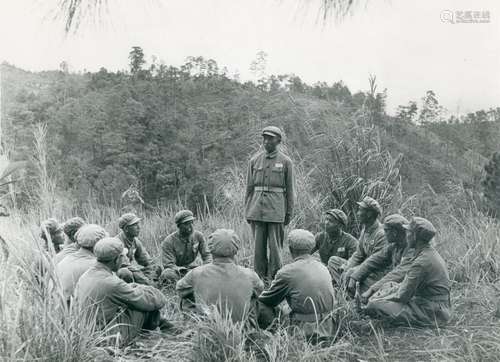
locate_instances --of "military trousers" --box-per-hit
[366,296,451,327]
[250,221,283,281]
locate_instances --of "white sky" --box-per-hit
[0,0,499,114]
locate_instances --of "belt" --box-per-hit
[254,186,285,193]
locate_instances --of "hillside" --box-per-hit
[1,59,498,215]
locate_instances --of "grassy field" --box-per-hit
[1,195,500,362]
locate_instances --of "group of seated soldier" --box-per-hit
[36,195,451,346]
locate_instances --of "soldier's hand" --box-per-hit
[347,278,357,294]
[284,214,291,226]
[361,288,374,305]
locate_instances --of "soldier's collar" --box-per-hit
[265,150,278,159]
[293,254,312,261]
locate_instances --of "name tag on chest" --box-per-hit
[274,162,283,169]
[337,247,345,253]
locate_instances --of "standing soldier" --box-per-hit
[311,209,358,285]
[245,126,294,281]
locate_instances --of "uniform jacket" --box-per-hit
[391,245,450,304]
[56,247,96,299]
[176,258,264,322]
[161,230,212,269]
[54,243,79,265]
[311,231,358,264]
[259,255,335,317]
[245,149,294,223]
[346,220,386,269]
[116,231,152,268]
[75,262,166,325]
[350,242,414,283]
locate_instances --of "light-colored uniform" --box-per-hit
[245,149,294,280]
[56,247,96,301]
[177,258,264,323]
[75,262,166,344]
[259,255,335,339]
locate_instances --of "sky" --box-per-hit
[0,0,499,115]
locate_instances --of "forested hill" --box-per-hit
[2,55,499,212]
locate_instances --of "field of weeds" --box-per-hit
[1,125,499,361]
[1,200,500,361]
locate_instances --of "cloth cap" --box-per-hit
[404,217,436,242]
[356,196,382,215]
[63,217,85,240]
[383,214,409,231]
[174,210,195,225]
[118,213,141,229]
[41,218,62,236]
[288,229,315,252]
[262,126,283,139]
[325,209,348,227]
[209,229,240,257]
[94,237,124,262]
[76,224,109,248]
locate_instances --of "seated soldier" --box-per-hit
[56,224,108,303]
[364,217,451,327]
[176,229,264,324]
[311,209,358,285]
[34,218,66,282]
[259,229,336,344]
[54,217,85,265]
[349,214,413,300]
[160,210,212,284]
[75,237,169,345]
[334,197,387,296]
[115,213,160,285]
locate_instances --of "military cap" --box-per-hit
[404,217,436,242]
[287,229,315,252]
[118,213,141,229]
[357,196,382,215]
[262,126,283,139]
[209,229,240,257]
[94,237,124,262]
[40,218,62,236]
[383,214,409,231]
[174,210,195,225]
[325,209,348,227]
[76,224,109,248]
[63,217,85,240]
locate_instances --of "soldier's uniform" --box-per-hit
[75,237,166,345]
[115,213,158,285]
[55,217,85,265]
[312,230,358,285]
[56,224,107,301]
[366,218,451,327]
[245,126,294,281]
[331,219,386,292]
[350,214,412,290]
[259,230,335,342]
[160,210,212,283]
[176,229,264,323]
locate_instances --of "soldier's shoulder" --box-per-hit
[249,150,265,162]
[162,231,178,244]
[277,151,293,164]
